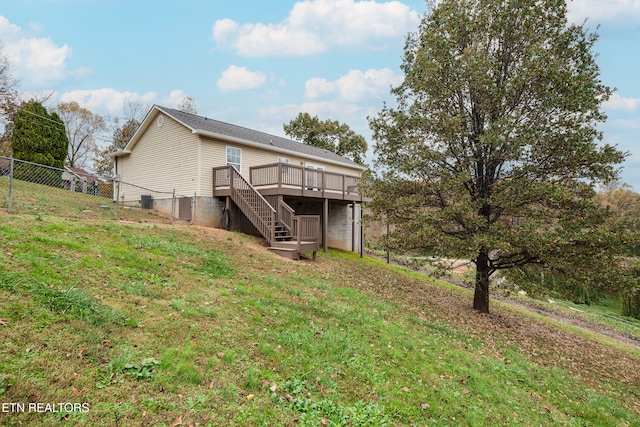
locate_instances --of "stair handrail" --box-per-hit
[277,199,295,234]
[228,166,276,243]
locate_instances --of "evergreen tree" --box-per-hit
[12,100,68,168]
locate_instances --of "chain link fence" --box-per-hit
[0,156,187,223]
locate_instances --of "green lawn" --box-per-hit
[0,203,639,425]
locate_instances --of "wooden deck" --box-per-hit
[212,164,367,259]
[213,164,366,202]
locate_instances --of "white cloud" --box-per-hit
[305,68,403,102]
[609,118,640,130]
[604,93,640,112]
[568,0,640,24]
[258,101,373,139]
[60,88,157,115]
[0,16,78,87]
[217,65,267,92]
[211,0,420,57]
[261,100,363,120]
[163,89,190,108]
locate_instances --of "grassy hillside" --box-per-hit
[0,176,172,223]
[1,201,640,425]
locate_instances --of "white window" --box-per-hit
[305,162,325,190]
[278,156,290,174]
[226,146,241,172]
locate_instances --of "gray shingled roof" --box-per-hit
[156,105,364,169]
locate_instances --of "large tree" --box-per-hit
[12,100,68,168]
[284,112,368,165]
[56,101,106,168]
[177,96,197,115]
[368,0,628,313]
[0,42,20,155]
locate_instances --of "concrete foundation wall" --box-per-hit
[124,196,225,228]
[122,195,362,253]
[327,203,361,252]
[193,197,224,227]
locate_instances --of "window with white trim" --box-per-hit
[278,156,290,174]
[226,146,241,171]
[305,162,325,190]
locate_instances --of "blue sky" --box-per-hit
[1,0,639,188]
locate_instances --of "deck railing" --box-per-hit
[294,215,320,242]
[278,199,320,243]
[278,199,295,234]
[249,163,362,199]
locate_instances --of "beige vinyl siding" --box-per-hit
[118,113,200,202]
[198,135,362,195]
[199,136,227,195]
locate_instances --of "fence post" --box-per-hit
[8,157,14,213]
[171,189,176,222]
[191,192,196,225]
[115,179,120,220]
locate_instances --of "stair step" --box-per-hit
[268,247,299,260]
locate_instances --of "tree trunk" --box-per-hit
[473,248,491,313]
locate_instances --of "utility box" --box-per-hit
[141,195,153,209]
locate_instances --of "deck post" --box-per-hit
[270,210,276,244]
[295,217,301,256]
[323,198,329,253]
[360,213,364,258]
[351,203,356,252]
[277,162,282,191]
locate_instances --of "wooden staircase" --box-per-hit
[274,222,292,242]
[223,166,319,260]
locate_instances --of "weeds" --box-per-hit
[273,377,392,427]
[96,355,160,388]
[0,272,132,326]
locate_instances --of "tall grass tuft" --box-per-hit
[0,272,132,326]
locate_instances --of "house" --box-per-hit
[0,157,10,177]
[111,105,368,259]
[62,166,100,194]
